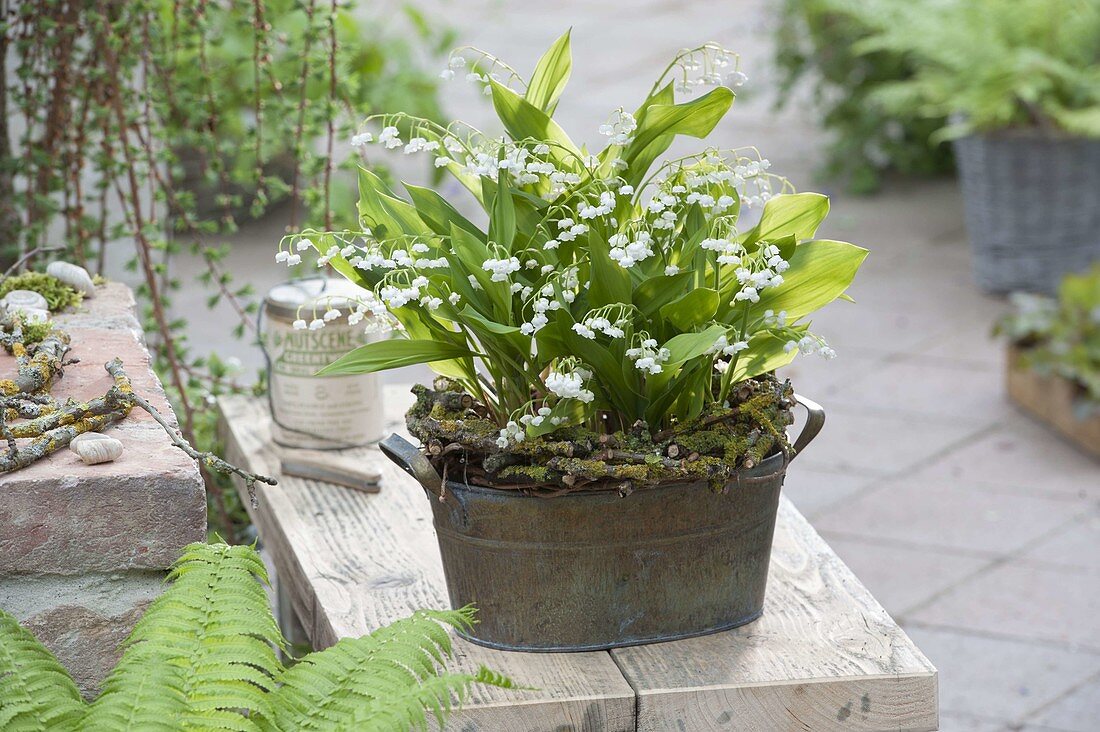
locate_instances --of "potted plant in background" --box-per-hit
[997,265,1100,458]
[774,0,955,193]
[277,32,866,650]
[823,0,1100,293]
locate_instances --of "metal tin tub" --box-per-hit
[381,395,824,651]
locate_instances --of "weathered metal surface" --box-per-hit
[380,395,825,652]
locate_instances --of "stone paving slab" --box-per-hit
[779,465,877,519]
[814,477,1087,557]
[910,561,1100,653]
[914,417,1100,500]
[1026,674,1100,732]
[795,408,986,475]
[902,625,1100,723]
[1020,511,1100,571]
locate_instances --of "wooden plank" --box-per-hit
[1007,345,1100,459]
[610,498,938,732]
[218,391,637,732]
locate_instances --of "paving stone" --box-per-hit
[1020,511,1100,571]
[795,409,986,475]
[938,711,1030,731]
[1027,675,1100,732]
[779,465,877,519]
[814,476,1085,556]
[903,625,1100,722]
[823,537,990,615]
[826,358,1009,424]
[911,562,1100,651]
[917,417,1100,499]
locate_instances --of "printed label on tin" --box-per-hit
[263,318,382,448]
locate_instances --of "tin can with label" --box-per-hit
[261,278,382,449]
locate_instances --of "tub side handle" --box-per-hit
[379,434,443,498]
[790,394,825,461]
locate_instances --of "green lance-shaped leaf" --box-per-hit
[747,239,869,321]
[740,193,830,248]
[404,183,486,241]
[487,176,516,248]
[525,29,572,114]
[526,396,588,439]
[587,230,632,307]
[316,338,481,376]
[0,609,85,732]
[621,86,735,186]
[634,271,694,319]
[357,167,432,239]
[489,79,580,165]
[643,323,729,400]
[659,288,720,331]
[724,329,803,384]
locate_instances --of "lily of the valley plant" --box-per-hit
[278,32,866,490]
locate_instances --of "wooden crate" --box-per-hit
[1006,345,1100,459]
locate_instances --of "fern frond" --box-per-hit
[260,607,494,731]
[81,542,286,731]
[0,610,85,732]
[350,672,478,732]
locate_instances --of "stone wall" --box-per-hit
[0,283,206,696]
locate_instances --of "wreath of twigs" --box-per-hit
[0,311,275,501]
[405,376,795,498]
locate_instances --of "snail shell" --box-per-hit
[1,289,48,312]
[70,431,114,455]
[46,261,96,298]
[73,435,123,465]
[20,307,49,324]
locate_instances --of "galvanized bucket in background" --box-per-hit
[380,395,825,652]
[261,277,383,449]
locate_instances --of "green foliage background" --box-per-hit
[774,0,954,193]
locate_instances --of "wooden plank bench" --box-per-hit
[218,388,938,731]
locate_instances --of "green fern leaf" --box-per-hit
[0,610,85,732]
[81,542,286,731]
[260,607,500,731]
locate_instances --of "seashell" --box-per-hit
[21,307,49,324]
[73,435,123,465]
[47,261,96,298]
[1,289,48,312]
[70,431,114,455]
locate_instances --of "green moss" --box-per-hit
[0,272,82,311]
[498,464,554,482]
[19,321,54,346]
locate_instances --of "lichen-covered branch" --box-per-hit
[105,359,277,505]
[0,318,277,499]
[0,318,70,396]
